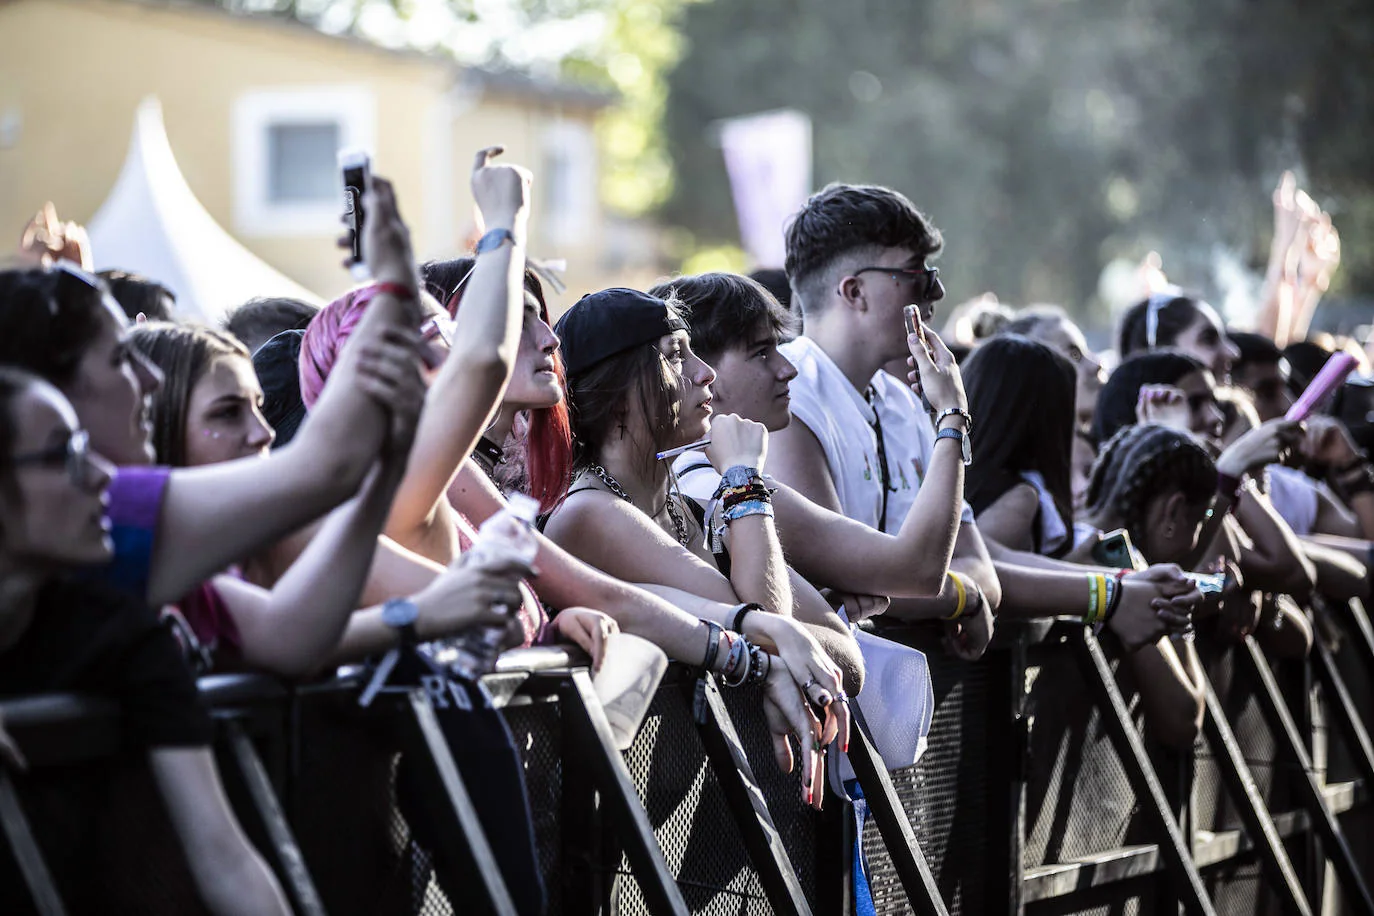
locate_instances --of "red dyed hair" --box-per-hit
[440,265,573,514]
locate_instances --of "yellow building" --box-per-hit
[0,0,640,308]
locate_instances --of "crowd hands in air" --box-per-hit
[2,145,1370,913]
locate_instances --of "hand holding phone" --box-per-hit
[339,149,371,279]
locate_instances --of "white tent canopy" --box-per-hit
[87,97,322,324]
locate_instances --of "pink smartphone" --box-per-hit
[1286,352,1356,422]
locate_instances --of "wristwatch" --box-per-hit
[936,426,971,466]
[475,227,516,254]
[381,598,420,647]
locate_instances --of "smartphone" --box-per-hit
[1092,528,1140,570]
[1183,571,1227,595]
[339,149,371,280]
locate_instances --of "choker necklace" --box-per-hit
[588,463,689,547]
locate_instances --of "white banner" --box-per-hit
[718,109,813,268]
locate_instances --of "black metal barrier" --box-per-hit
[3,604,1373,915]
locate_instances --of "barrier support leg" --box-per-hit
[1068,627,1217,916]
[686,674,813,916]
[1310,638,1374,785]
[393,689,518,916]
[0,770,65,916]
[1236,636,1374,916]
[216,720,326,916]
[844,699,950,915]
[1199,680,1311,916]
[559,669,688,916]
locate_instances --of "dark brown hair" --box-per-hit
[128,322,250,467]
[0,269,111,388]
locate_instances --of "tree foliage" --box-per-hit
[660,0,1374,323]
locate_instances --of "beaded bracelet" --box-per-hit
[723,499,774,523]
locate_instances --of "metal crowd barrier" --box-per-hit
[3,603,1372,915]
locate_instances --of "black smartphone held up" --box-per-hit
[1093,528,1141,570]
[339,149,371,279]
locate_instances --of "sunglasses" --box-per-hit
[852,265,942,302]
[9,429,93,485]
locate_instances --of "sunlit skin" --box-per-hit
[183,356,275,467]
[1170,302,1241,384]
[485,294,563,443]
[650,329,717,448]
[60,297,164,466]
[701,322,798,434]
[0,383,115,570]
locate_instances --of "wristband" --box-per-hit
[944,572,968,621]
[1104,575,1124,621]
[373,281,417,301]
[723,499,774,523]
[731,602,764,634]
[1083,573,1108,626]
[475,227,516,254]
[718,465,765,491]
[701,621,723,672]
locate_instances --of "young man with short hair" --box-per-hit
[768,182,1200,653]
[655,271,987,656]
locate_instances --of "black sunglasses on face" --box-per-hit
[9,429,93,485]
[852,265,942,302]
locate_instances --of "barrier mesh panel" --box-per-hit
[1023,639,1146,868]
[503,700,566,915]
[609,678,774,915]
[860,634,992,916]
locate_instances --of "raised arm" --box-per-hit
[384,148,530,551]
[707,414,792,618]
[146,176,423,606]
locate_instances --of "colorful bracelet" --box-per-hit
[1083,573,1108,626]
[944,572,968,621]
[722,636,752,687]
[723,499,774,523]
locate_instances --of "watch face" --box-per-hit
[382,599,419,629]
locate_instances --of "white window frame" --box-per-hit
[541,119,597,246]
[232,87,376,237]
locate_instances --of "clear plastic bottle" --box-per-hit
[446,492,540,679]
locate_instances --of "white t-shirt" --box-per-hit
[1266,465,1322,537]
[777,335,973,532]
[867,368,976,532]
[777,335,887,529]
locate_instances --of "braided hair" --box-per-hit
[1085,424,1216,554]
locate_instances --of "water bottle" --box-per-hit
[447,492,540,679]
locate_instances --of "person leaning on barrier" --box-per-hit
[1094,351,1314,657]
[771,181,1201,652]
[0,368,291,916]
[126,319,537,674]
[540,287,854,808]
[0,197,414,616]
[654,272,981,657]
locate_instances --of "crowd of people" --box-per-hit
[1,144,1370,914]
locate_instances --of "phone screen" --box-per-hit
[339,150,370,278]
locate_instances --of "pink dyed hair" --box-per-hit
[298,286,380,410]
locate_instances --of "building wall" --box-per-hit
[0,0,610,306]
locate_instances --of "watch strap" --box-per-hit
[936,426,971,466]
[475,227,516,254]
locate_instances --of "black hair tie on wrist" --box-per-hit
[731,602,765,634]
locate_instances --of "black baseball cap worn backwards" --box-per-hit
[554,288,688,376]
